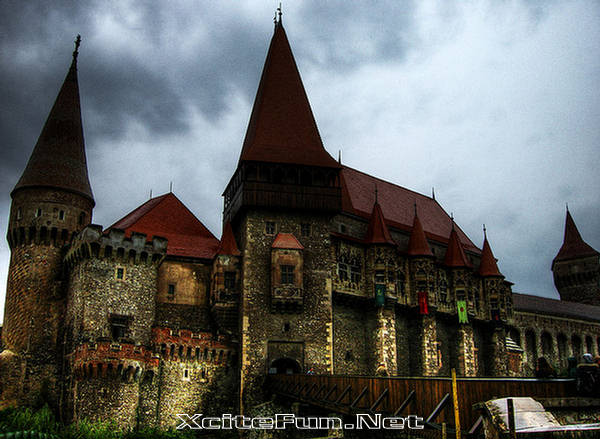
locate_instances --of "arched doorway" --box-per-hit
[269,358,301,375]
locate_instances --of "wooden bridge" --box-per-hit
[266,374,576,436]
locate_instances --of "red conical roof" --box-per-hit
[407,211,433,256]
[364,201,394,245]
[238,22,340,169]
[553,210,599,264]
[444,228,471,268]
[217,222,241,256]
[479,235,502,277]
[109,193,219,259]
[13,45,94,203]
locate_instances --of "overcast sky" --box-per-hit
[1,1,599,324]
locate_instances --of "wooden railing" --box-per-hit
[267,374,576,435]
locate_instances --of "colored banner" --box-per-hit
[375,284,386,307]
[457,300,468,323]
[418,291,428,314]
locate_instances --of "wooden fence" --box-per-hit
[267,374,575,434]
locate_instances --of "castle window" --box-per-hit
[79,212,86,225]
[338,263,349,281]
[439,281,448,303]
[265,221,276,235]
[345,350,354,362]
[224,271,236,290]
[167,284,175,300]
[397,273,406,295]
[16,208,22,220]
[350,264,361,283]
[456,289,466,302]
[109,314,130,341]
[115,267,125,280]
[301,223,311,237]
[59,210,65,221]
[339,224,347,234]
[284,322,290,332]
[183,369,190,381]
[281,265,295,284]
[375,270,385,284]
[35,208,42,218]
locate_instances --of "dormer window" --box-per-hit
[280,265,295,284]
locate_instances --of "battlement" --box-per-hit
[152,327,233,364]
[65,225,167,267]
[73,341,159,382]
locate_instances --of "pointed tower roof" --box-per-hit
[553,210,599,264]
[406,207,433,257]
[12,36,94,203]
[479,229,502,277]
[444,227,471,268]
[109,193,219,259]
[238,21,340,169]
[217,221,241,256]
[364,200,395,245]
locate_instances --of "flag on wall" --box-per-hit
[375,284,386,307]
[457,300,468,323]
[418,291,428,314]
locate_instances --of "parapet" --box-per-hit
[65,224,167,267]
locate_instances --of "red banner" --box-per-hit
[418,291,428,314]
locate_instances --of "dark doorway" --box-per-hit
[269,358,301,375]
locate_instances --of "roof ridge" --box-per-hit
[342,165,433,200]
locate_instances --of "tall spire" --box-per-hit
[238,19,340,169]
[479,226,502,277]
[444,227,471,268]
[553,210,599,264]
[364,199,394,245]
[12,35,94,203]
[406,203,433,257]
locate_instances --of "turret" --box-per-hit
[1,36,94,407]
[552,209,600,305]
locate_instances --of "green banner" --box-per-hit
[375,284,386,307]
[457,300,468,323]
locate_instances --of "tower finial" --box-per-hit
[169,181,173,193]
[483,224,487,239]
[278,3,282,23]
[566,202,569,212]
[432,187,435,200]
[338,149,342,164]
[451,212,455,231]
[73,34,81,62]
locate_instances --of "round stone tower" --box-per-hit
[1,36,94,406]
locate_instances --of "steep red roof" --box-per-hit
[407,210,433,257]
[272,232,304,250]
[238,22,340,169]
[364,201,394,245]
[217,222,241,256]
[340,166,479,253]
[13,44,94,203]
[108,193,219,259]
[553,210,599,265]
[444,228,471,268]
[479,235,502,277]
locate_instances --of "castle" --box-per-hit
[1,18,599,429]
